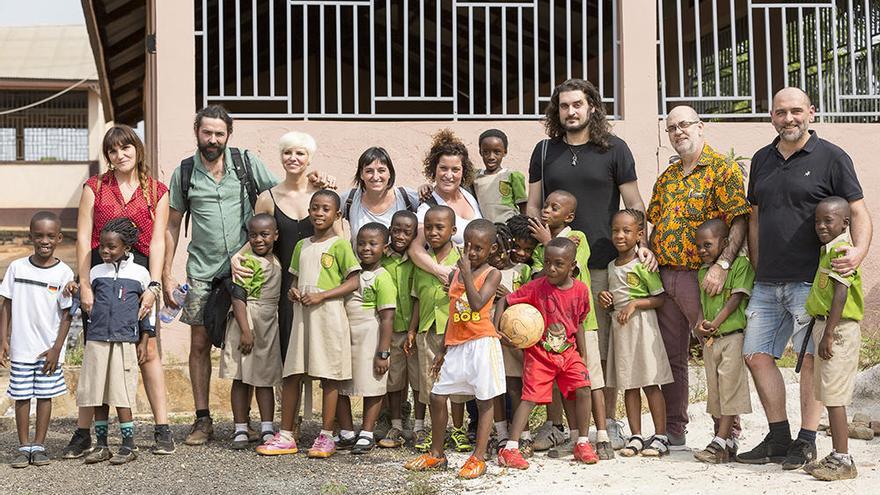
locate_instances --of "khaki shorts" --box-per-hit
[703,332,752,417]
[584,331,605,390]
[589,268,611,363]
[387,332,420,393]
[416,326,471,405]
[180,277,212,326]
[813,318,861,407]
[77,341,139,410]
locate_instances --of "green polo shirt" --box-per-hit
[381,250,416,333]
[169,148,277,281]
[531,227,597,330]
[806,233,864,321]
[410,246,460,334]
[698,255,754,335]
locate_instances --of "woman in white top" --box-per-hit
[339,147,419,241]
[409,130,482,280]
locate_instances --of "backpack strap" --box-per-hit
[342,187,357,220]
[398,186,417,213]
[179,156,195,237]
[540,139,549,201]
[230,147,259,212]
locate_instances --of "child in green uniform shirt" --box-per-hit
[692,219,754,465]
[803,197,863,481]
[379,211,420,449]
[471,129,527,223]
[404,206,470,453]
[528,190,611,458]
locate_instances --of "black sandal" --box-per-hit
[350,435,376,454]
[642,435,670,457]
[620,436,645,457]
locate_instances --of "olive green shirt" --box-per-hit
[410,246,460,334]
[698,255,754,335]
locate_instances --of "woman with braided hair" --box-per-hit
[64,125,174,458]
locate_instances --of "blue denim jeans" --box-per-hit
[742,282,814,358]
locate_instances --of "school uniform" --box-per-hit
[381,251,419,394]
[698,255,754,417]
[605,258,673,390]
[340,267,397,397]
[282,236,361,380]
[219,249,283,387]
[0,257,73,401]
[496,262,531,378]
[805,232,863,407]
[471,168,527,224]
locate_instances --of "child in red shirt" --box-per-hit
[495,237,599,468]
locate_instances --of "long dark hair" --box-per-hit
[543,79,612,151]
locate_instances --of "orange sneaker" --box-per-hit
[404,453,448,471]
[573,441,599,464]
[497,447,530,469]
[458,455,487,479]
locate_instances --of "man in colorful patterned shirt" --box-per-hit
[647,105,750,448]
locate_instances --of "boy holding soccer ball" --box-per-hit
[494,237,598,468]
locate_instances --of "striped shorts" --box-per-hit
[7,360,67,400]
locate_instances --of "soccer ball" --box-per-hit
[499,304,544,349]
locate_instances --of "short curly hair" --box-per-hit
[422,129,476,187]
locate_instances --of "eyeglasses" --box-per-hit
[665,120,701,133]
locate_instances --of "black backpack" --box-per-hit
[204,275,246,349]
[178,147,259,236]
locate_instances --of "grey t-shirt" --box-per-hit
[341,186,419,241]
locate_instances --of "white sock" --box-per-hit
[832,450,853,465]
[30,444,45,452]
[19,445,32,453]
[260,421,274,432]
[712,436,726,448]
[596,430,609,443]
[522,431,532,441]
[505,440,519,450]
[234,422,248,433]
[233,423,249,441]
[355,431,374,446]
[727,437,738,449]
[339,429,356,440]
[320,429,334,438]
[391,419,403,430]
[360,430,374,439]
[495,421,509,439]
[279,430,294,442]
[577,436,589,445]
[569,429,579,441]
[414,419,425,431]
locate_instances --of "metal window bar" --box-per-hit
[657,0,879,121]
[0,90,90,162]
[196,0,620,119]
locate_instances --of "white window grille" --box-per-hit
[658,0,880,121]
[194,0,620,120]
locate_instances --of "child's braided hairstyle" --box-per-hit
[613,208,645,230]
[101,217,140,248]
[506,214,535,242]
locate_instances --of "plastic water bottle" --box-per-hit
[158,284,189,323]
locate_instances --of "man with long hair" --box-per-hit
[525,79,655,455]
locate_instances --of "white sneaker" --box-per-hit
[607,418,627,450]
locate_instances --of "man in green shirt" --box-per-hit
[163,106,278,446]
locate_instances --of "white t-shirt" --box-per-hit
[416,189,483,245]
[0,257,74,362]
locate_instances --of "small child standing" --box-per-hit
[379,211,420,449]
[471,129,527,223]
[77,218,152,465]
[692,219,754,464]
[336,223,397,454]
[598,209,672,458]
[0,212,74,468]
[258,190,361,458]
[495,237,598,469]
[803,196,863,481]
[220,213,283,449]
[405,219,505,479]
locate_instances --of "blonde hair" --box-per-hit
[279,131,317,157]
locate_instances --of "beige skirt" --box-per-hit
[339,309,387,397]
[220,301,282,387]
[76,341,139,409]
[282,297,352,381]
[606,307,673,390]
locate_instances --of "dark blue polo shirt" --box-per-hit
[747,131,863,283]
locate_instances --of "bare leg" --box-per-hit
[644,386,667,435]
[575,388,593,437]
[508,400,536,442]
[547,387,564,424]
[451,401,465,429]
[624,389,642,436]
[139,337,168,424]
[798,355,823,431]
[34,399,52,445]
[280,374,303,431]
[230,380,251,424]
[388,390,403,421]
[603,381,618,418]
[336,395,354,431]
[413,388,426,421]
[828,406,848,454]
[362,396,384,432]
[429,394,449,457]
[507,378,522,413]
[320,379,340,431]
[117,406,133,423]
[76,406,94,429]
[591,388,607,431]
[745,353,788,422]
[493,395,506,422]
[189,325,213,411]
[717,415,736,440]
[255,387,275,422]
[474,399,495,461]
[14,400,30,445]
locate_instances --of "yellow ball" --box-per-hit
[499,303,544,349]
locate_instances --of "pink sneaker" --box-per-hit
[307,433,336,458]
[255,433,298,456]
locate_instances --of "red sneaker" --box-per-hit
[573,442,599,464]
[497,447,530,469]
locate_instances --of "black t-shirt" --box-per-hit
[528,135,638,268]
[748,131,863,283]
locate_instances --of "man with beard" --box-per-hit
[736,87,871,469]
[526,78,654,453]
[646,105,750,451]
[163,105,278,446]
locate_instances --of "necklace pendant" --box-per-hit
[571,156,578,167]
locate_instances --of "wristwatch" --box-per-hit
[715,259,731,270]
[376,350,391,360]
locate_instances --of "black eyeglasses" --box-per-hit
[665,120,701,133]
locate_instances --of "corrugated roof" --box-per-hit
[0,25,97,81]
